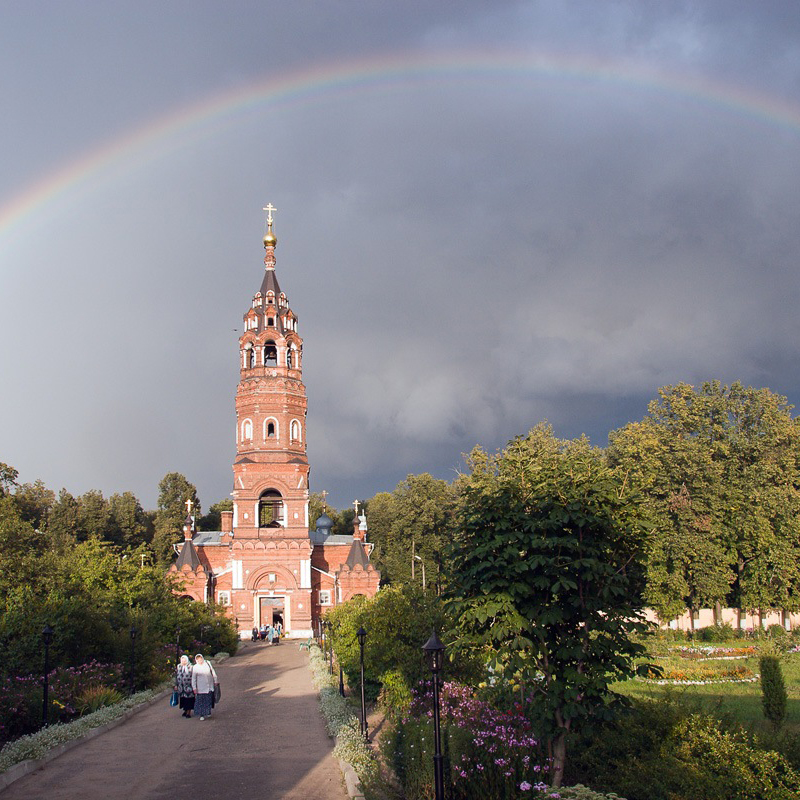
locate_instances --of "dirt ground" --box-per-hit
[1,641,348,800]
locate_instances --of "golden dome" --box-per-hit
[263,227,277,248]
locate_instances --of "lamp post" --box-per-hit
[42,624,53,727]
[175,626,181,666]
[414,554,427,591]
[422,630,445,800]
[329,624,335,676]
[357,626,368,740]
[129,625,137,696]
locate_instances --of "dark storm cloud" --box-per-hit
[2,2,800,509]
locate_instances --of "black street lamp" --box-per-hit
[423,630,445,800]
[357,626,368,740]
[42,624,53,727]
[321,619,327,660]
[175,626,181,666]
[129,625,138,696]
[329,624,335,676]
[339,664,345,697]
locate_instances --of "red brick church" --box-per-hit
[169,208,380,637]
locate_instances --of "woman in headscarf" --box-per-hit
[191,653,218,720]
[174,654,195,718]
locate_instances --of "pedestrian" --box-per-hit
[267,624,274,644]
[191,653,218,721]
[174,654,195,718]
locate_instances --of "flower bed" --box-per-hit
[0,661,125,745]
[671,645,756,661]
[638,660,757,685]
[387,681,560,800]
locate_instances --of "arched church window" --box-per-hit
[267,317,274,327]
[290,420,301,442]
[286,349,293,368]
[259,489,283,527]
[264,341,277,366]
[242,419,253,441]
[267,421,276,438]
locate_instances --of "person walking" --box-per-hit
[191,653,218,721]
[266,624,274,645]
[174,654,195,718]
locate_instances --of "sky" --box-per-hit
[3,1,800,512]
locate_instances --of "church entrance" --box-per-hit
[258,596,286,631]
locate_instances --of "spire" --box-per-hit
[263,203,277,270]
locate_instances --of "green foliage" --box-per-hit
[567,694,800,800]
[448,424,647,785]
[152,472,199,566]
[325,585,477,700]
[197,497,233,531]
[608,381,800,623]
[698,623,737,642]
[760,655,788,726]
[75,686,125,714]
[377,668,412,718]
[365,474,457,588]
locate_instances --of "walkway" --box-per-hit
[2,641,347,800]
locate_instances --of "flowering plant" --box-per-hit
[388,680,559,800]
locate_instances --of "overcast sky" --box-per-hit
[3,1,800,511]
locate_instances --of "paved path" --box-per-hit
[2,642,347,800]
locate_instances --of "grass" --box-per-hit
[615,644,800,734]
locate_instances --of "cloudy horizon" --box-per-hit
[3,2,800,511]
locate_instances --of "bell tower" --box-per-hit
[230,206,313,635]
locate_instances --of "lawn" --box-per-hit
[614,643,800,733]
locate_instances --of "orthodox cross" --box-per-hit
[353,499,360,517]
[320,489,328,509]
[185,498,194,515]
[263,203,277,227]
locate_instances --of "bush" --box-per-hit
[768,624,789,642]
[698,623,736,642]
[75,686,124,714]
[378,668,412,719]
[565,695,800,800]
[670,714,800,799]
[760,655,788,727]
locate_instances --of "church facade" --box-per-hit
[169,211,380,637]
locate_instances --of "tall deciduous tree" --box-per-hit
[366,474,456,589]
[448,424,647,787]
[608,381,800,624]
[152,472,199,566]
[108,491,152,549]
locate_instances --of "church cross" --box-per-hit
[263,203,277,227]
[320,489,328,508]
[185,498,194,515]
[353,499,360,516]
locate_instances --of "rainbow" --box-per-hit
[2,50,800,247]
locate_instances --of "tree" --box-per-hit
[77,489,112,541]
[108,491,152,549]
[196,497,233,531]
[13,479,55,530]
[448,424,647,787]
[608,381,800,624]
[366,474,457,589]
[46,489,81,543]
[152,473,199,566]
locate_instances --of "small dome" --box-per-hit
[263,229,277,248]
[315,513,333,534]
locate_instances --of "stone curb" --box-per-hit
[338,756,365,800]
[0,688,171,794]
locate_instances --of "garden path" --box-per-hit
[2,640,347,800]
